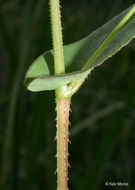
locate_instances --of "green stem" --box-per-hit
[49,0,65,75]
[49,0,70,189]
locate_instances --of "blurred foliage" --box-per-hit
[0,0,135,190]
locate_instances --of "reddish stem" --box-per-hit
[56,98,71,190]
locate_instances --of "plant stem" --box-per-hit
[49,0,65,75]
[49,0,70,189]
[56,98,70,190]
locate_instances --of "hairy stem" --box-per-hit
[49,0,65,75]
[56,98,70,190]
[49,0,70,189]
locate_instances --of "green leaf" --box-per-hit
[24,4,135,93]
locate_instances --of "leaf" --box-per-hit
[24,4,135,93]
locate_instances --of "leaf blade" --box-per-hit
[25,4,135,92]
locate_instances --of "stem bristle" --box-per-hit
[56,98,71,190]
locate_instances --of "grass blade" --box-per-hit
[70,101,124,137]
[0,0,35,188]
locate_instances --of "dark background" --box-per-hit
[0,0,135,189]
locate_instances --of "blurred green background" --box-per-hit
[0,0,135,189]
